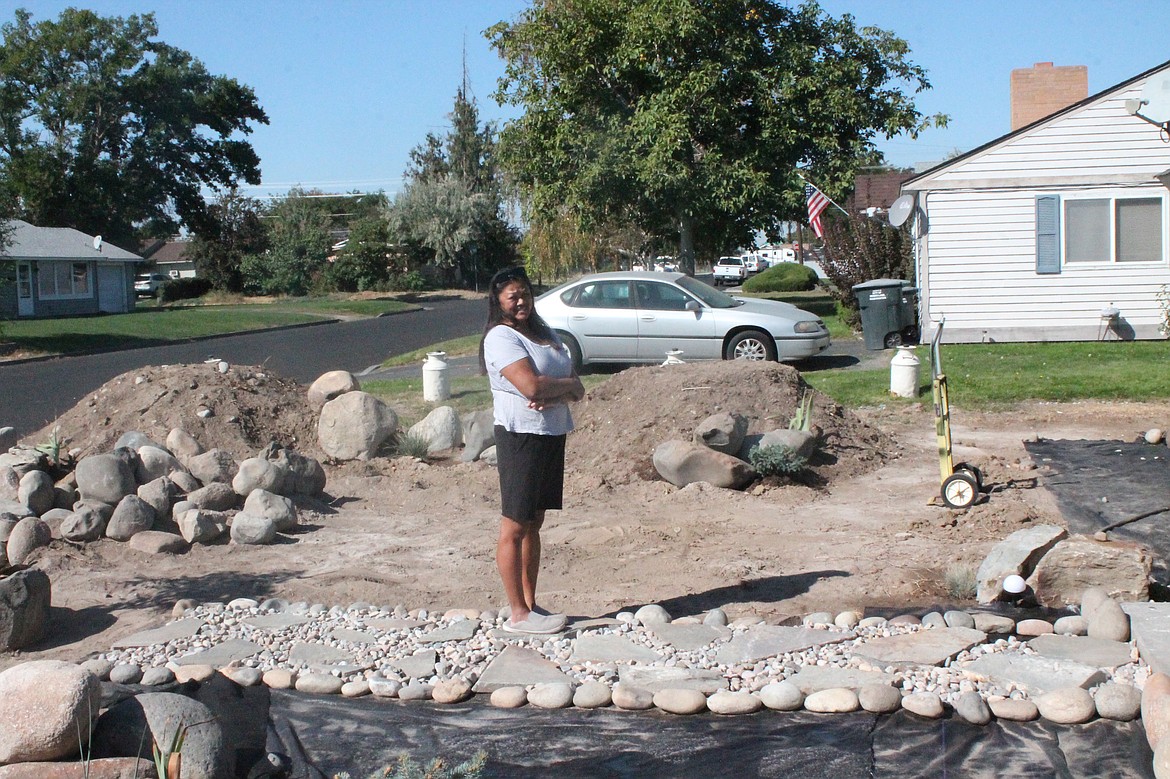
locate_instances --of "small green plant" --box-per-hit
[35,425,68,467]
[789,390,814,432]
[333,750,487,779]
[393,430,432,459]
[944,564,978,600]
[152,723,188,779]
[748,444,808,476]
[1159,284,1170,337]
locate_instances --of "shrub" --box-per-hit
[741,262,819,293]
[157,277,213,302]
[393,430,432,459]
[748,444,807,476]
[944,565,978,600]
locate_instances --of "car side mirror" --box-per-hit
[685,300,700,312]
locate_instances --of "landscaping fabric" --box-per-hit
[1024,438,1170,569]
[266,690,1153,778]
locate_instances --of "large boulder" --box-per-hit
[652,439,756,489]
[105,496,155,542]
[1030,535,1151,607]
[186,449,237,486]
[318,391,398,461]
[0,466,19,501]
[91,692,231,779]
[242,489,297,532]
[231,457,282,497]
[114,431,164,452]
[307,370,360,410]
[408,406,463,454]
[16,470,54,518]
[975,524,1068,604]
[177,510,228,545]
[134,446,184,485]
[137,477,176,521]
[6,517,51,566]
[460,409,495,463]
[74,454,136,505]
[693,412,748,456]
[0,568,51,651]
[60,505,109,543]
[230,513,277,545]
[186,482,238,512]
[165,428,204,465]
[264,447,326,496]
[0,427,17,453]
[0,660,101,764]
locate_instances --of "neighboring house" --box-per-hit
[0,220,142,319]
[139,237,197,278]
[902,60,1170,344]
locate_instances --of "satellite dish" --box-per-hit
[888,195,915,227]
[1140,76,1170,123]
[92,235,102,251]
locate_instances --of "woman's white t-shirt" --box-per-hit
[484,325,575,435]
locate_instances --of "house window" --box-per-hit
[1065,196,1163,264]
[37,262,91,299]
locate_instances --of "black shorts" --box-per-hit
[495,426,566,523]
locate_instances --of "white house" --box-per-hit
[902,59,1170,343]
[0,220,142,318]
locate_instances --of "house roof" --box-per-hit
[142,239,192,263]
[903,57,1170,191]
[2,219,141,262]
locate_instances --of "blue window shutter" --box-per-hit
[1036,195,1061,274]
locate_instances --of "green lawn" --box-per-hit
[805,340,1170,409]
[2,298,416,357]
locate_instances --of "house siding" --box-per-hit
[908,63,1170,343]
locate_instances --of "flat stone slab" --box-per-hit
[288,641,354,665]
[715,625,852,665]
[849,627,987,667]
[472,646,574,693]
[571,634,662,663]
[785,665,898,694]
[617,666,727,694]
[391,650,438,680]
[111,618,203,648]
[329,628,378,644]
[567,618,625,632]
[647,623,730,651]
[1027,633,1134,669]
[171,638,262,667]
[243,614,312,630]
[1123,601,1170,675]
[960,653,1107,695]
[420,619,480,643]
[363,618,427,631]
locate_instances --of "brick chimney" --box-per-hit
[1011,62,1089,130]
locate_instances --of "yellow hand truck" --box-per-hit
[931,319,983,509]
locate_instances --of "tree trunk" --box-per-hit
[678,214,696,277]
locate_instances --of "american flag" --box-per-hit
[805,183,830,238]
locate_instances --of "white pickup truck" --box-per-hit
[712,256,748,286]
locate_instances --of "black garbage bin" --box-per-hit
[852,279,919,350]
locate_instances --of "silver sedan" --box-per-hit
[534,271,830,369]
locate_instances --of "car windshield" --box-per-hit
[676,275,741,309]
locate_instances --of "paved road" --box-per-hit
[0,297,484,438]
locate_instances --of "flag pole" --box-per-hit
[796,171,851,216]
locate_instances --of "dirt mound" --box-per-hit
[567,360,896,486]
[34,362,319,460]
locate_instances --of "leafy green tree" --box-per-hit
[327,215,393,292]
[488,0,944,275]
[0,8,267,249]
[390,176,494,285]
[186,190,269,293]
[240,188,330,296]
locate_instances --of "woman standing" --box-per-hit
[481,266,584,634]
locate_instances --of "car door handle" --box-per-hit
[640,315,656,321]
[570,315,587,320]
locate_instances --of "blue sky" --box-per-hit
[11,1,1170,199]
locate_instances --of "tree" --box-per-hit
[186,190,268,293]
[402,86,519,283]
[819,212,913,330]
[488,0,944,275]
[327,215,394,292]
[0,8,267,249]
[239,188,330,296]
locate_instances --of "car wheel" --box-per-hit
[558,332,583,373]
[725,329,776,362]
[884,331,903,349]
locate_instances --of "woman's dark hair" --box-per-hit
[479,266,557,373]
